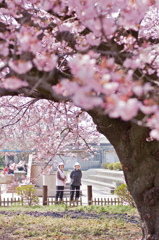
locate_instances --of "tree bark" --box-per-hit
[89,110,159,240]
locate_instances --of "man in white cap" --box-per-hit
[70,162,82,201]
[55,162,66,203]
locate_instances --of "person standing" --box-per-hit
[3,165,9,174]
[70,162,82,201]
[17,160,24,171]
[23,161,28,175]
[55,162,66,203]
[8,161,16,174]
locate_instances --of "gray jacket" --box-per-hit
[70,169,82,186]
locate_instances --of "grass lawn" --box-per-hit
[0,205,142,240]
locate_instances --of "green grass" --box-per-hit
[0,213,141,240]
[72,204,137,215]
[0,204,141,239]
[0,204,137,214]
[0,203,67,212]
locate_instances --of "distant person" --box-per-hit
[70,162,82,201]
[8,161,16,174]
[7,160,13,168]
[7,160,13,174]
[3,165,9,174]
[17,160,24,171]
[55,162,66,203]
[23,161,28,175]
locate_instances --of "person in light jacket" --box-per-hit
[70,162,82,201]
[55,162,66,203]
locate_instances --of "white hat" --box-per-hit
[74,162,80,167]
[58,162,64,166]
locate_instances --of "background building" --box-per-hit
[54,138,119,170]
[2,137,119,171]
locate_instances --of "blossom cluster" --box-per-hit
[0,0,159,145]
[0,97,100,161]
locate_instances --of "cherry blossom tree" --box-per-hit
[1,0,159,238]
[0,97,100,164]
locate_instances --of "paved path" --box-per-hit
[81,183,117,205]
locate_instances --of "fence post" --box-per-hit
[43,185,48,205]
[87,185,92,205]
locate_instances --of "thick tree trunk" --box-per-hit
[89,110,159,240]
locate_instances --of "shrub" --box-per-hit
[113,162,122,170]
[107,163,114,170]
[114,183,136,207]
[101,162,110,169]
[16,185,39,206]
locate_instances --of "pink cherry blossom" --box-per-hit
[3,77,28,90]
[140,104,158,115]
[0,42,9,57]
[143,83,153,94]
[133,85,143,96]
[8,60,32,74]
[103,82,119,95]
[150,129,159,141]
[123,58,142,69]
[72,92,103,110]
[85,33,100,46]
[0,0,159,158]
[69,54,96,82]
[102,18,117,37]
[109,98,140,121]
[33,54,57,72]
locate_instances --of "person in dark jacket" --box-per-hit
[70,162,82,201]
